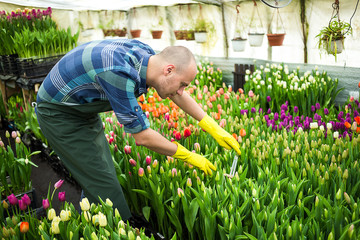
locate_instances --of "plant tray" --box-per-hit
[0,54,19,77]
[17,55,64,79]
[16,77,45,90]
[2,188,38,218]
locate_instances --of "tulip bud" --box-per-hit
[128,231,135,240]
[315,196,319,207]
[327,232,334,240]
[348,224,354,239]
[187,178,192,187]
[48,208,56,220]
[119,228,126,236]
[336,188,342,200]
[343,169,348,180]
[2,200,9,209]
[99,212,107,227]
[344,192,351,204]
[160,166,164,174]
[80,198,90,211]
[287,225,292,237]
[138,168,144,177]
[105,198,113,207]
[54,179,64,189]
[60,209,71,221]
[91,232,98,240]
[5,131,10,138]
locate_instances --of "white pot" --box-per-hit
[329,39,343,54]
[194,32,208,43]
[231,39,247,52]
[248,33,265,47]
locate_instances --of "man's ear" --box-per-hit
[163,64,175,76]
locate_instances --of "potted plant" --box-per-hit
[194,18,214,43]
[231,29,247,52]
[266,9,286,46]
[247,1,265,47]
[316,17,352,60]
[151,16,164,39]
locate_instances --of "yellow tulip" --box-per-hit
[80,198,90,211]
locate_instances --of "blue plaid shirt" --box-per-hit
[37,39,155,133]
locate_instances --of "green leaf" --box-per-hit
[142,206,151,222]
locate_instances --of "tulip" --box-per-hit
[147,165,151,174]
[172,168,177,177]
[119,228,126,236]
[129,159,137,167]
[177,188,184,198]
[54,179,64,189]
[145,155,151,165]
[60,209,71,221]
[5,130,10,138]
[184,128,191,138]
[40,198,49,210]
[91,232,98,240]
[21,194,31,206]
[80,198,90,211]
[20,222,29,233]
[2,200,9,209]
[48,208,56,220]
[15,137,21,144]
[58,191,66,202]
[128,231,135,240]
[11,131,17,138]
[51,217,61,234]
[83,211,91,222]
[106,198,113,207]
[18,200,27,211]
[124,145,131,154]
[152,159,158,168]
[7,194,18,206]
[99,212,107,227]
[138,168,144,177]
[187,178,192,187]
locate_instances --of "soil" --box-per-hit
[0,117,81,214]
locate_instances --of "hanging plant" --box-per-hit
[193,4,215,43]
[231,4,247,52]
[316,0,354,60]
[248,0,265,47]
[130,8,141,38]
[266,8,286,46]
[150,6,164,39]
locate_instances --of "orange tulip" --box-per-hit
[148,96,155,103]
[153,91,159,99]
[20,222,29,233]
[357,127,360,134]
[345,122,351,129]
[355,116,360,125]
[138,94,145,102]
[239,128,246,137]
[232,133,237,139]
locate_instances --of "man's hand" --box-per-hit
[172,142,216,175]
[199,115,241,155]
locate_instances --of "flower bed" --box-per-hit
[1,61,360,239]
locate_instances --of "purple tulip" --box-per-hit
[21,194,31,206]
[315,103,321,109]
[354,110,359,117]
[266,96,271,102]
[324,108,329,115]
[251,108,256,113]
[259,108,263,114]
[274,112,279,121]
[58,192,66,202]
[311,105,316,112]
[7,194,18,206]
[294,106,298,113]
[42,199,50,209]
[267,108,271,114]
[18,200,27,211]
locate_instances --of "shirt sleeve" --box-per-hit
[95,70,150,133]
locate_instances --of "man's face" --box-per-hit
[157,63,197,99]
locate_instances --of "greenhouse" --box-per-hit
[0,0,360,239]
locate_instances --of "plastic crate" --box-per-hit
[17,54,63,79]
[0,54,19,77]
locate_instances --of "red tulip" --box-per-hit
[58,192,66,202]
[175,132,182,140]
[20,222,29,233]
[183,128,191,138]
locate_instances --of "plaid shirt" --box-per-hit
[37,39,155,133]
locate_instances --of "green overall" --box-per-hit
[36,100,132,220]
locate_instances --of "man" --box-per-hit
[36,39,241,221]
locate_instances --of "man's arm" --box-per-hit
[169,91,205,121]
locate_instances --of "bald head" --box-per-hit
[157,46,196,73]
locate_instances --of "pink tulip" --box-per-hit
[124,145,131,154]
[42,199,50,209]
[129,159,137,167]
[177,188,184,198]
[248,90,254,98]
[172,168,177,177]
[7,194,18,206]
[54,179,64,189]
[138,168,144,177]
[203,85,208,94]
[187,178,192,187]
[109,131,114,137]
[11,131,17,139]
[18,200,27,211]
[164,113,170,121]
[145,156,151,165]
[114,144,118,152]
[197,93,203,100]
[194,143,200,152]
[0,141,4,148]
[21,194,31,206]
[15,137,21,144]
[58,192,66,202]
[109,137,114,144]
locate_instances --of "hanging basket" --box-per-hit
[130,29,141,38]
[151,30,163,39]
[328,39,344,54]
[267,33,286,46]
[194,32,208,43]
[248,33,265,47]
[232,38,247,52]
[185,30,195,41]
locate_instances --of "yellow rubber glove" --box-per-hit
[199,115,241,155]
[172,142,216,175]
